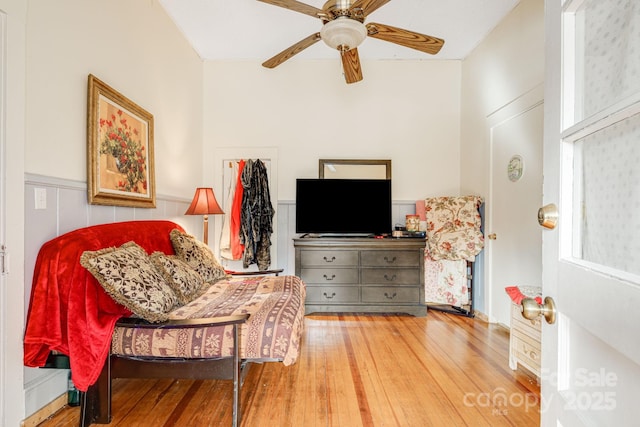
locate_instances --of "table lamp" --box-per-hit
[184,187,224,245]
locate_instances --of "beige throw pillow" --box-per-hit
[80,242,178,322]
[170,229,228,285]
[169,229,229,284]
[149,252,207,304]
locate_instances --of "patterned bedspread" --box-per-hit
[111,275,306,366]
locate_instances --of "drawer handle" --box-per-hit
[323,274,336,281]
[384,292,397,300]
[323,256,336,263]
[323,292,336,300]
[383,274,397,282]
[383,256,397,264]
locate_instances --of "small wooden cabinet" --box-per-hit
[294,238,427,316]
[509,301,542,377]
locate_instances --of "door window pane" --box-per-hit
[571,0,640,123]
[573,112,640,275]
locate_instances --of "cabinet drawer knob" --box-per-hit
[383,256,397,264]
[323,256,336,263]
[383,274,397,282]
[323,292,336,300]
[323,274,336,281]
[384,292,397,300]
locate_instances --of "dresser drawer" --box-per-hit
[300,268,358,284]
[300,250,358,267]
[512,332,541,374]
[361,250,419,267]
[511,303,542,339]
[361,286,419,303]
[361,268,420,285]
[306,286,360,303]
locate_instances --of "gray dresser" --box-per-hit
[294,237,427,316]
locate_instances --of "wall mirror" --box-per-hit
[319,159,391,179]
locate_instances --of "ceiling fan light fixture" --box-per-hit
[320,16,367,51]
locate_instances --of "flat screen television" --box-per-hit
[295,178,392,236]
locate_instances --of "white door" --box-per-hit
[541,0,640,425]
[213,147,279,272]
[488,89,544,325]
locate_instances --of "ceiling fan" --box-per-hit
[258,0,445,84]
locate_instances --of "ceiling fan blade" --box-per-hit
[350,0,391,17]
[341,48,363,84]
[366,22,445,55]
[262,33,322,68]
[257,0,325,19]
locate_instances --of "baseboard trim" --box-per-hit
[21,393,68,427]
[473,310,489,323]
[469,311,510,334]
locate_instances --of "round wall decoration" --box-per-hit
[507,155,524,182]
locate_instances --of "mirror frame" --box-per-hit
[319,159,392,179]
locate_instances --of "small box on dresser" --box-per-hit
[294,237,427,317]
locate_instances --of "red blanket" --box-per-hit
[23,220,183,391]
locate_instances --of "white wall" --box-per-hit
[460,0,544,197]
[460,0,545,317]
[19,0,205,420]
[202,60,462,201]
[25,0,204,197]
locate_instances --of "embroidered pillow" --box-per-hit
[169,229,229,284]
[149,252,206,304]
[80,242,178,322]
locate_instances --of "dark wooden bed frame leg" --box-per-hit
[79,356,111,427]
[232,325,240,427]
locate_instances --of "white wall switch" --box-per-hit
[34,187,47,210]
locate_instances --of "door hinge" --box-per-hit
[1,244,8,275]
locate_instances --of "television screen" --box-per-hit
[295,178,392,236]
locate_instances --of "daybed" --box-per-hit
[23,220,306,427]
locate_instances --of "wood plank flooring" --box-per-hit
[37,311,540,426]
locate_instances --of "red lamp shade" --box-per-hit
[185,188,224,244]
[185,187,224,216]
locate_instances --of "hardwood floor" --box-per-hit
[37,311,540,426]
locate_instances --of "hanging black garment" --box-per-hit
[240,159,274,270]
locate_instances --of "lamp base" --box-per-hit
[202,215,209,245]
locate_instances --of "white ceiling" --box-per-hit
[159,0,522,61]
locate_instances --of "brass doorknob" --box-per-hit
[538,204,558,229]
[521,296,557,324]
[488,233,497,240]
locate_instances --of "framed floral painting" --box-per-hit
[87,74,156,208]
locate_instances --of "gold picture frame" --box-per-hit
[87,74,156,208]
